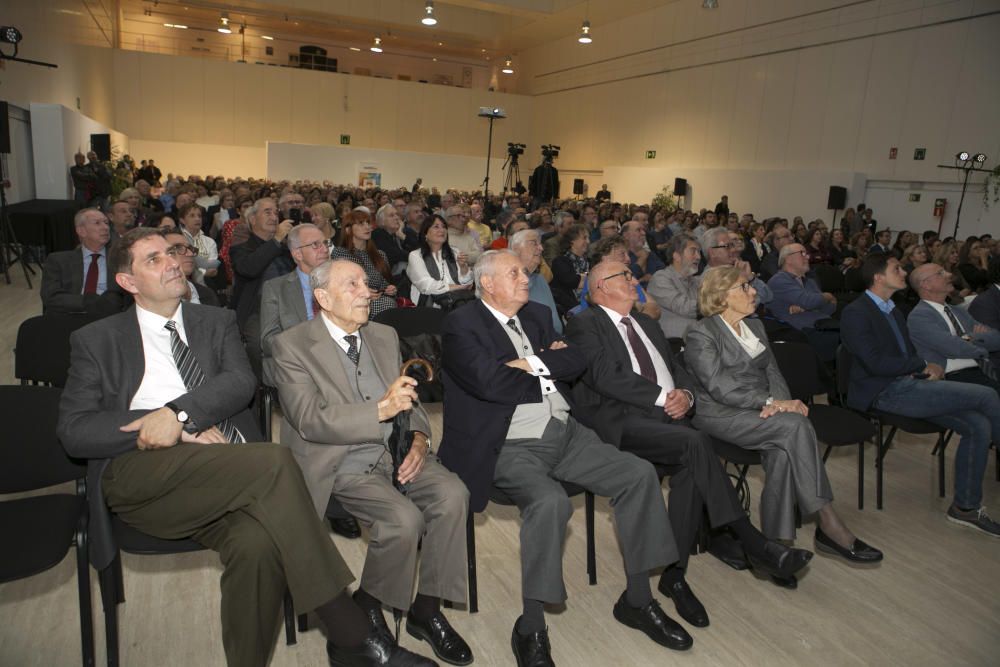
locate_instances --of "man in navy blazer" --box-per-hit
[439,250,692,665]
[840,254,1000,537]
[907,263,1000,393]
[968,263,1000,330]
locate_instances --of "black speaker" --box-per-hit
[827,186,847,210]
[573,178,584,195]
[90,133,111,161]
[0,101,10,154]
[674,177,687,195]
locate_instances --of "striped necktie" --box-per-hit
[164,320,244,443]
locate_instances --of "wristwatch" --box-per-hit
[165,401,191,425]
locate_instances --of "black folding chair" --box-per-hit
[771,341,875,508]
[0,386,94,666]
[374,307,447,402]
[836,346,951,509]
[14,314,96,386]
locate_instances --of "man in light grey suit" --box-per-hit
[273,259,473,666]
[907,263,1000,393]
[259,223,333,386]
[646,233,702,339]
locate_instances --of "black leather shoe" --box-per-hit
[612,592,692,651]
[746,540,813,580]
[815,527,883,563]
[353,591,391,637]
[770,574,798,589]
[406,611,473,666]
[656,578,709,628]
[510,617,555,667]
[330,516,362,539]
[707,532,749,570]
[327,629,438,666]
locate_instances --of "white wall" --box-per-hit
[864,179,1000,240]
[129,140,267,179]
[266,142,507,191]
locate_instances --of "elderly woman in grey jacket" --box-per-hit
[684,266,881,579]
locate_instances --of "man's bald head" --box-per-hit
[909,262,951,303]
[588,258,637,314]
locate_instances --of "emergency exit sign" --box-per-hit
[645,150,656,159]
[340,134,351,145]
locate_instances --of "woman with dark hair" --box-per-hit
[791,220,808,244]
[142,212,177,230]
[405,214,473,308]
[827,228,857,270]
[805,228,832,266]
[958,237,990,292]
[549,223,591,315]
[891,230,916,260]
[330,210,397,317]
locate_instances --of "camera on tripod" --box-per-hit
[540,144,560,161]
[507,143,525,158]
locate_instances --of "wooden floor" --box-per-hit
[1,265,999,666]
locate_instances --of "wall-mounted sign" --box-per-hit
[889,147,898,159]
[340,134,351,145]
[933,198,946,216]
[913,148,926,160]
[645,150,656,159]
[909,193,921,202]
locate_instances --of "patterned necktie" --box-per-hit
[944,305,998,380]
[621,317,657,383]
[506,319,530,355]
[83,253,100,295]
[344,334,360,365]
[942,305,966,336]
[163,321,244,443]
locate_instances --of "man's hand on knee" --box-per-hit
[120,407,184,450]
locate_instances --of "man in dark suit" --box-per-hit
[566,259,813,623]
[868,229,892,255]
[40,208,126,316]
[596,184,612,201]
[162,229,219,307]
[439,249,693,665]
[968,262,1000,330]
[57,227,432,667]
[841,254,1000,537]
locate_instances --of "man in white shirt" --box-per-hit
[40,208,125,316]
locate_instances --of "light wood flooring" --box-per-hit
[1,265,998,666]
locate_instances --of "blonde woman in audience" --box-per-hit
[900,243,929,273]
[178,203,219,285]
[934,240,973,303]
[309,202,337,241]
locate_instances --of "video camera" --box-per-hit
[541,144,560,161]
[507,142,525,157]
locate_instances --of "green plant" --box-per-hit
[984,164,1000,210]
[651,186,677,212]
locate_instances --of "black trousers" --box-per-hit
[619,415,744,568]
[945,366,1000,395]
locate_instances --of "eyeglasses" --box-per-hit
[600,269,634,284]
[295,239,332,251]
[166,244,198,257]
[917,268,948,284]
[790,249,809,258]
[728,274,757,293]
[711,243,737,250]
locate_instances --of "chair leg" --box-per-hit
[75,524,95,667]
[857,441,864,511]
[822,445,832,463]
[283,590,296,646]
[298,613,308,632]
[876,422,885,510]
[936,433,948,499]
[585,491,597,586]
[98,564,120,667]
[466,511,478,614]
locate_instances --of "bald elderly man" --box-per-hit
[766,243,839,361]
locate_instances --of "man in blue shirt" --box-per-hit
[841,254,1000,537]
[623,220,664,286]
[767,243,839,361]
[511,228,563,333]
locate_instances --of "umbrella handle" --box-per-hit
[400,358,434,382]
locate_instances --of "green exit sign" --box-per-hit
[340,134,351,145]
[645,150,656,159]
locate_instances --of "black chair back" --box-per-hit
[770,341,826,402]
[835,345,853,400]
[813,264,845,293]
[373,307,447,337]
[0,386,85,493]
[15,314,96,387]
[374,307,447,401]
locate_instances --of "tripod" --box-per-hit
[0,153,34,287]
[502,153,522,195]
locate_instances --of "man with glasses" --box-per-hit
[702,228,772,304]
[623,220,664,286]
[445,205,482,266]
[162,229,219,306]
[767,243,840,362]
[647,234,703,339]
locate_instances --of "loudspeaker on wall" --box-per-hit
[827,186,847,210]
[573,178,584,195]
[674,177,687,196]
[90,133,111,161]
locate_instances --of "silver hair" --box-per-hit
[666,233,697,263]
[778,243,802,268]
[74,207,103,227]
[553,210,574,228]
[308,258,359,293]
[700,227,730,256]
[509,228,540,249]
[473,249,517,298]
[445,205,464,219]
[375,203,395,226]
[247,197,274,221]
[286,223,321,249]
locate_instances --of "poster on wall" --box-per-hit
[358,162,381,188]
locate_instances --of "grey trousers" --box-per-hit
[494,417,676,604]
[693,411,833,540]
[333,457,469,611]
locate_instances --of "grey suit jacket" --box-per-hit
[57,303,261,569]
[906,300,1000,369]
[646,267,701,339]
[41,247,127,316]
[271,317,431,516]
[259,270,310,386]
[969,285,1000,331]
[683,315,791,420]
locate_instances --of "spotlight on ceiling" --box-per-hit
[957,151,970,161]
[702,0,719,8]
[578,20,592,44]
[501,56,514,74]
[261,35,274,41]
[218,13,232,34]
[974,153,987,164]
[0,26,23,44]
[422,1,438,26]
[163,23,188,29]
[371,35,383,53]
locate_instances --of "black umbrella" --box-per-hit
[389,358,434,494]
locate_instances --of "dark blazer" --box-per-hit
[438,300,586,511]
[741,241,770,276]
[40,248,128,316]
[259,270,310,386]
[230,232,287,328]
[565,306,694,446]
[193,281,220,307]
[840,292,925,411]
[57,303,261,569]
[969,284,1000,331]
[550,254,584,314]
[372,227,410,268]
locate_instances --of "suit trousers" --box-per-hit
[494,417,676,604]
[332,457,469,611]
[619,416,743,568]
[102,443,354,667]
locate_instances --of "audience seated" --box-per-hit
[372,203,415,279]
[161,229,219,307]
[766,243,840,362]
[549,224,591,316]
[177,203,219,286]
[405,214,474,308]
[331,211,398,318]
[510,228,563,334]
[647,234,702,339]
[444,206,482,266]
[758,224,793,281]
[702,228,772,304]
[968,261,1000,330]
[622,219,664,286]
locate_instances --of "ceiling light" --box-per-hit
[702,0,719,8]
[957,151,970,161]
[164,23,188,29]
[501,56,514,74]
[974,153,987,164]
[371,35,383,53]
[0,26,23,44]
[218,13,232,34]
[578,20,592,44]
[349,47,361,52]
[422,1,438,26]
[261,35,274,40]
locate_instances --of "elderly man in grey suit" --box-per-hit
[272,259,473,666]
[646,234,703,339]
[907,263,1000,393]
[40,208,124,316]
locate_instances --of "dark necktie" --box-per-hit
[344,335,360,365]
[84,253,100,295]
[506,319,530,355]
[944,305,997,380]
[942,305,966,336]
[164,321,244,443]
[620,317,657,383]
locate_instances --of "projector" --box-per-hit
[478,107,506,118]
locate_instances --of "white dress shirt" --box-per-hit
[130,303,190,410]
[922,300,978,373]
[320,312,363,356]
[597,305,676,407]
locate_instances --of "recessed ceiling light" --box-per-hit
[349,47,361,52]
[261,35,274,40]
